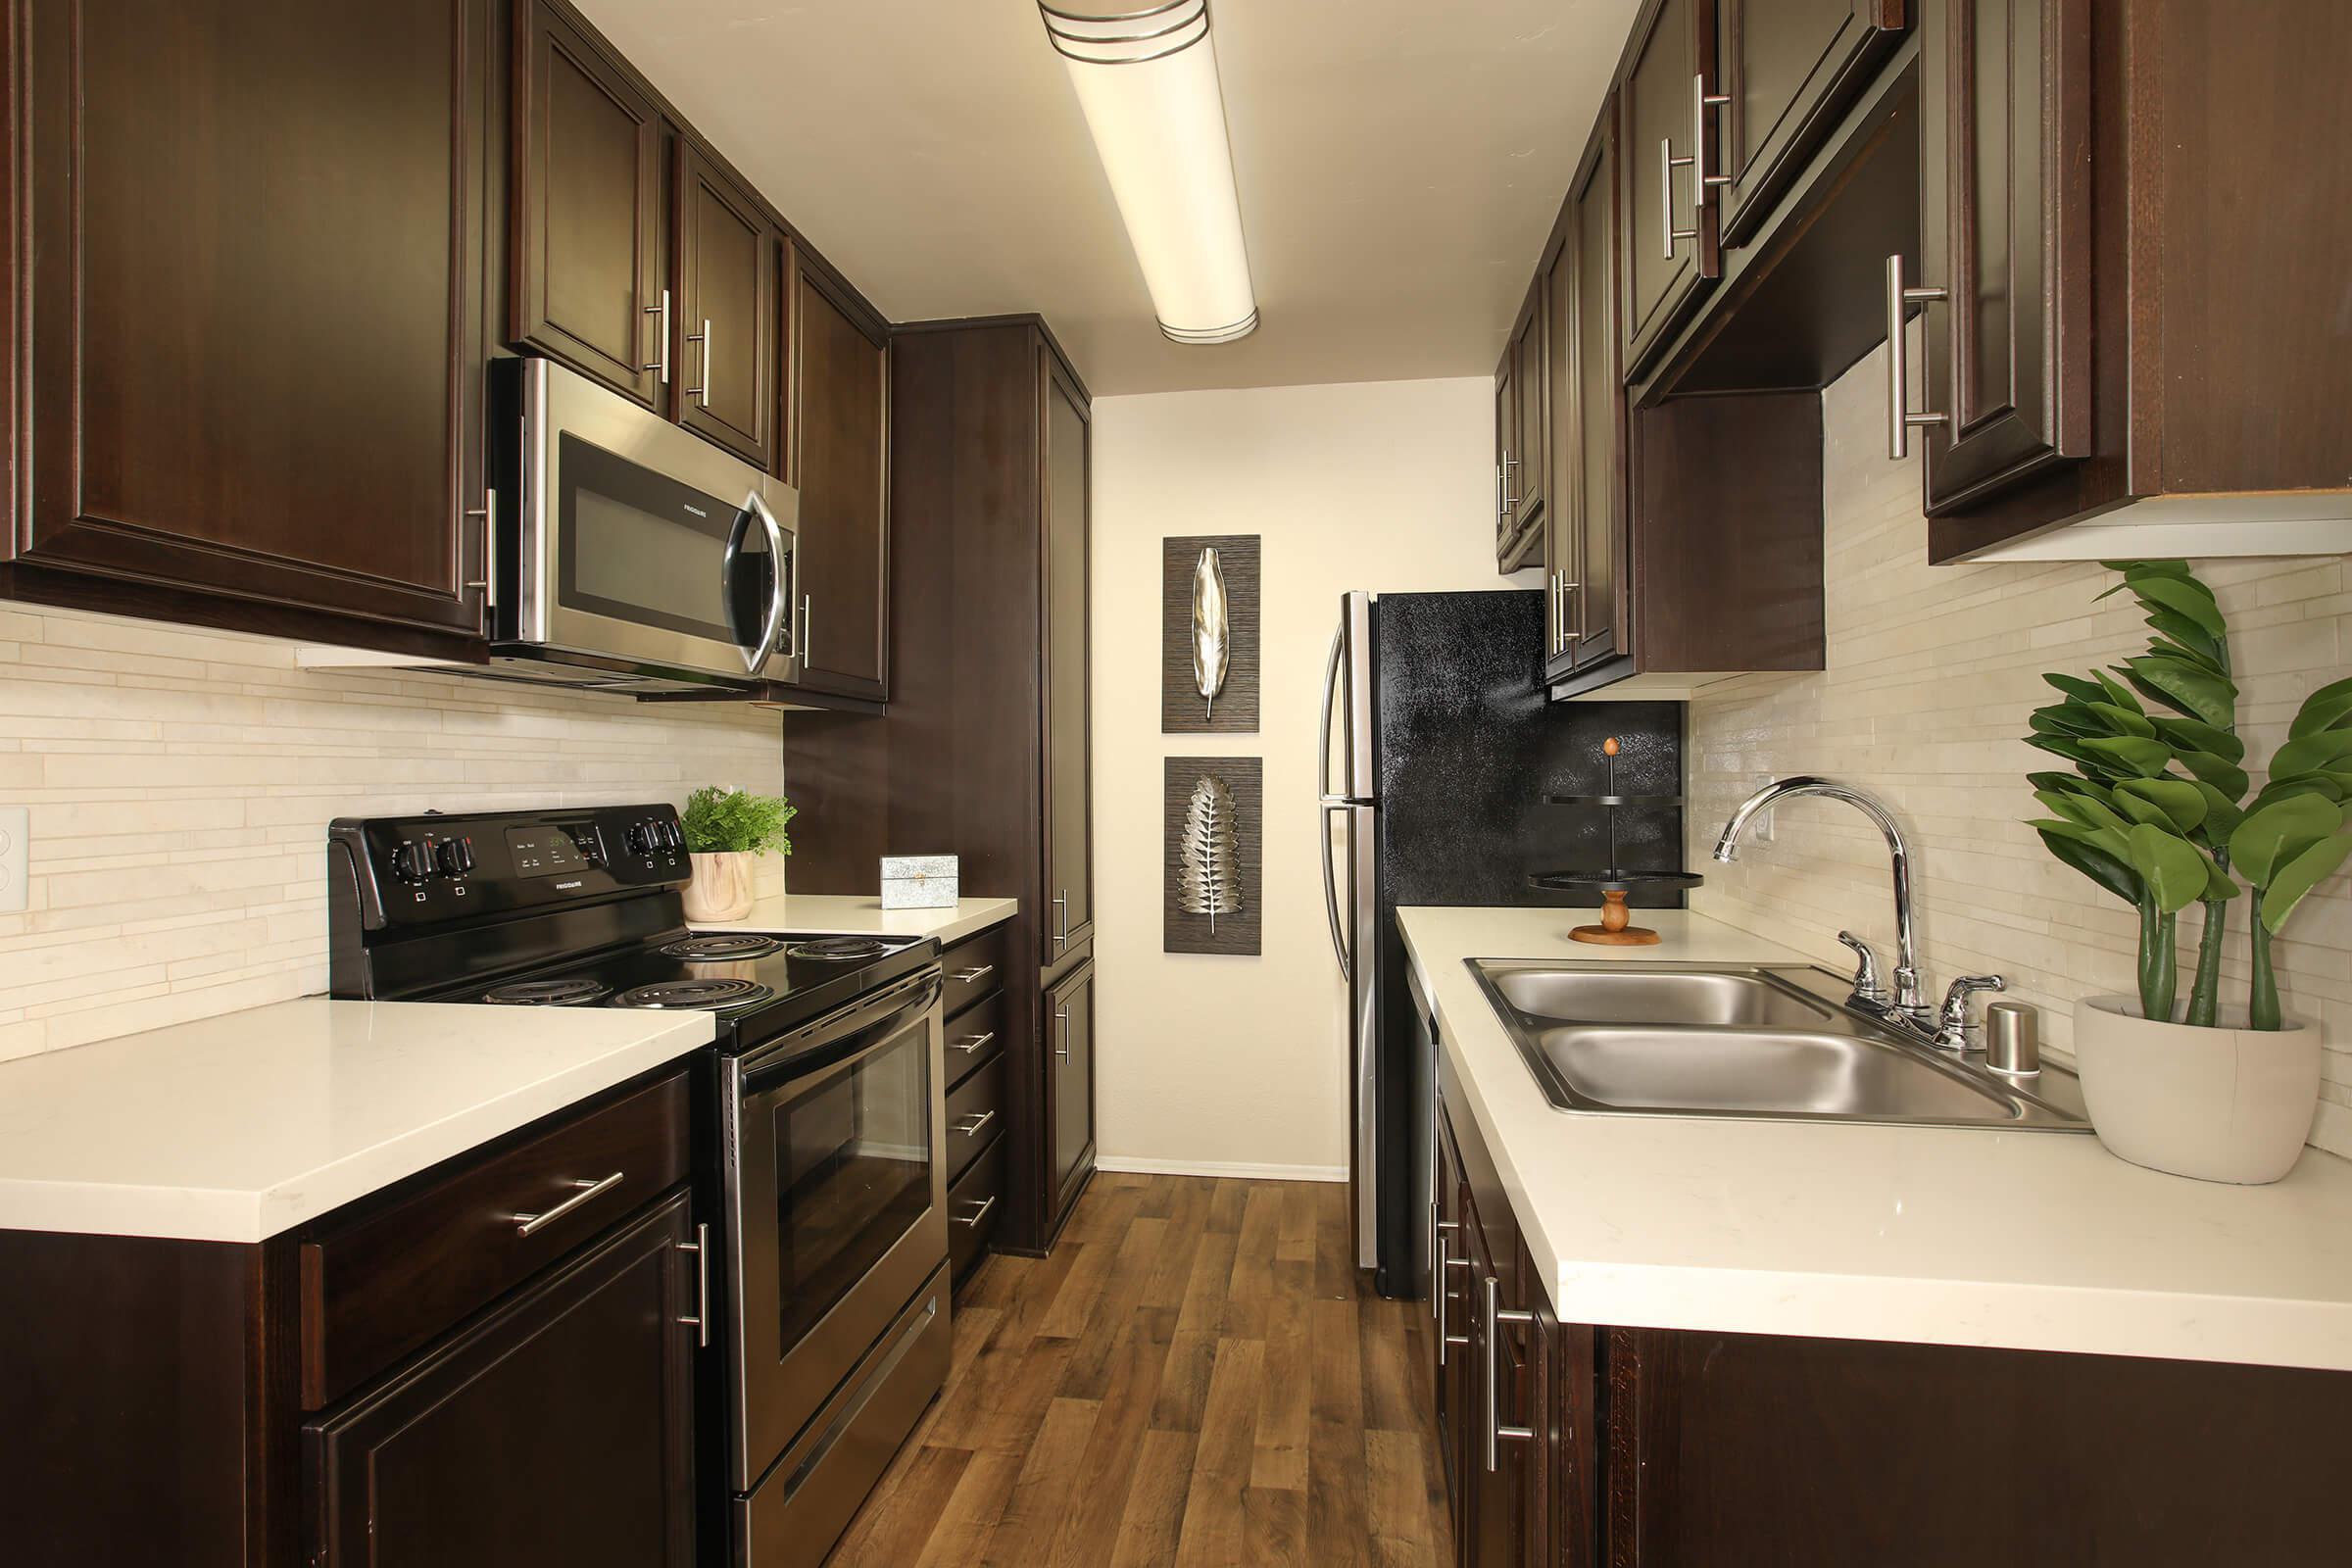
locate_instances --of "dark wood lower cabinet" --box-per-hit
[1433,1066,2351,1568]
[306,1192,697,1567]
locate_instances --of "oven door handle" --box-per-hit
[737,967,944,1092]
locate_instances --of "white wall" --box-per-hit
[1689,339,2352,1157]
[0,605,787,1061]
[1090,377,1506,1177]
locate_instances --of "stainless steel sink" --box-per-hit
[1469,960,2089,1130]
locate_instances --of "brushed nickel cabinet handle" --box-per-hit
[1691,73,1731,209]
[513,1171,623,1237]
[953,1195,997,1227]
[464,490,499,612]
[1054,1005,1071,1058]
[686,317,711,406]
[1054,891,1070,948]
[1485,1275,1537,1471]
[954,1109,997,1137]
[1659,136,1697,259]
[644,288,670,382]
[675,1221,709,1348]
[951,1031,996,1055]
[952,964,996,986]
[1885,254,1951,459]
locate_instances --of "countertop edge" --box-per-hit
[691,894,1018,948]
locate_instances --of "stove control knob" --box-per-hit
[390,841,432,885]
[434,838,475,878]
[625,822,652,855]
[662,818,685,851]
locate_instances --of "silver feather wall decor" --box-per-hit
[1191,546,1230,719]
[1176,773,1243,933]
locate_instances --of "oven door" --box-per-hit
[722,967,946,1491]
[515,356,799,685]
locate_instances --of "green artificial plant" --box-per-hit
[2028,562,2352,1030]
[680,784,797,857]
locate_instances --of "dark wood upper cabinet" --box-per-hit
[1510,288,1548,550]
[1041,353,1094,963]
[1912,0,2090,515]
[511,0,668,407]
[1618,0,1721,373]
[1544,101,1628,686]
[1494,347,1519,566]
[787,259,890,701]
[9,0,493,641]
[307,1192,697,1568]
[1713,0,1908,243]
[1044,958,1097,1226]
[674,141,781,471]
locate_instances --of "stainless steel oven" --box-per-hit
[720,964,949,1505]
[485,355,800,693]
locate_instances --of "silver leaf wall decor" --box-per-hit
[1176,773,1243,933]
[1191,546,1231,719]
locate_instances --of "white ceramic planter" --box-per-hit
[680,851,757,922]
[2072,996,2321,1185]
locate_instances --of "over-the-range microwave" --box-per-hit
[482,356,799,694]
[310,356,800,697]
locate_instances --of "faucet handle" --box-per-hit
[1936,975,2006,1050]
[1837,931,1887,1004]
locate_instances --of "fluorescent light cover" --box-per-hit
[1042,1,1257,344]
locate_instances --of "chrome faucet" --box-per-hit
[1714,777,1994,1045]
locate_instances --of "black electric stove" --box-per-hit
[325,802,937,1052]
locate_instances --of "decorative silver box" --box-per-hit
[879,855,958,910]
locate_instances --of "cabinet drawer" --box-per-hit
[943,987,1004,1090]
[944,1054,1004,1184]
[940,921,1010,1020]
[298,1067,692,1410]
[947,1131,1004,1280]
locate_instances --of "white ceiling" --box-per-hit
[575,0,1641,396]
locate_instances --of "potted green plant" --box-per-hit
[2029,561,2352,1183]
[678,785,797,922]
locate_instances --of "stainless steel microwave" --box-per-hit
[478,356,800,695]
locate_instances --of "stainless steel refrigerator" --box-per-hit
[1318,589,1684,1298]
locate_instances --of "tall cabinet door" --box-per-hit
[1540,229,1578,675]
[1550,104,1627,683]
[788,261,889,700]
[15,0,493,637]
[1619,0,1719,373]
[1493,347,1519,567]
[1915,0,2091,513]
[1044,960,1097,1223]
[306,1193,697,1567]
[674,142,780,471]
[1040,353,1094,963]
[1509,287,1547,547]
[512,0,668,406]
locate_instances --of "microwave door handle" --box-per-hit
[741,490,789,673]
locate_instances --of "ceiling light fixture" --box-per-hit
[1040,0,1257,345]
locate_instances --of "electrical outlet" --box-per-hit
[0,807,24,912]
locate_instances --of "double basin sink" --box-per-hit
[1468,961,2089,1130]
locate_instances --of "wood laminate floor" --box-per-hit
[825,1171,1454,1567]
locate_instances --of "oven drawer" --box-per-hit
[944,1053,1004,1183]
[298,1067,691,1410]
[943,987,1004,1091]
[737,1264,950,1568]
[940,921,1009,1020]
[947,1131,1004,1281]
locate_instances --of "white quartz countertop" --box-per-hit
[691,893,1017,948]
[1398,906,2352,1372]
[0,1000,715,1244]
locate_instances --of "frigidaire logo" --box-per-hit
[556,879,584,890]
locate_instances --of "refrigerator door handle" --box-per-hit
[1320,803,1353,980]
[1317,622,1345,803]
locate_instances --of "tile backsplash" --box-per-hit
[0,606,786,1062]
[1688,340,2352,1158]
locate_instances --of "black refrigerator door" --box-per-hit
[1365,590,1682,1297]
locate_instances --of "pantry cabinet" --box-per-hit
[511,0,670,408]
[1044,959,1097,1227]
[5,0,496,650]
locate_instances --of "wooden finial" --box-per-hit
[1602,736,1620,757]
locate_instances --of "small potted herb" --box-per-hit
[678,785,796,922]
[2029,562,2351,1183]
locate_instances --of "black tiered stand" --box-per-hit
[1531,737,1701,945]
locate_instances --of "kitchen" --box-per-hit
[1,1,2349,1565]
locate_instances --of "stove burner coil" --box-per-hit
[661,934,784,960]
[481,978,611,1006]
[613,977,775,1010]
[783,936,893,962]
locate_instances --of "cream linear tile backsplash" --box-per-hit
[1688,340,2352,1158]
[0,606,785,1062]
